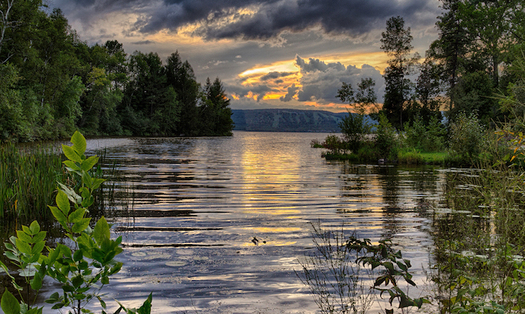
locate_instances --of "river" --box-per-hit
[43,131,448,313]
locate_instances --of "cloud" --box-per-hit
[131,40,156,45]
[53,0,440,43]
[294,56,385,105]
[280,84,299,102]
[260,71,295,81]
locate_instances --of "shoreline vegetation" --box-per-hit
[0,5,234,144]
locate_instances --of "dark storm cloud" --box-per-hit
[140,0,438,41]
[260,71,295,81]
[55,0,439,42]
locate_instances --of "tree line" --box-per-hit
[340,0,525,132]
[0,2,233,142]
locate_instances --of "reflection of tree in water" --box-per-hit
[378,166,441,240]
[377,166,401,240]
[337,163,379,214]
[336,164,443,240]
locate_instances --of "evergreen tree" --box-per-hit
[380,16,418,129]
[201,77,233,136]
[165,51,200,136]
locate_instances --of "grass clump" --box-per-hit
[0,144,66,222]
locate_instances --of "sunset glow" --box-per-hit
[54,0,439,112]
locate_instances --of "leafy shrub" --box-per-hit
[448,112,486,163]
[403,114,446,152]
[375,112,399,160]
[322,134,347,155]
[0,131,152,314]
[339,112,373,153]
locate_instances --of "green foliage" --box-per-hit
[296,223,374,314]
[321,134,347,155]
[450,71,496,126]
[448,112,486,163]
[0,3,233,142]
[339,112,372,153]
[336,78,377,153]
[298,223,430,313]
[345,237,430,310]
[200,77,234,136]
[403,115,446,152]
[380,16,419,130]
[432,160,525,313]
[1,131,152,314]
[0,144,65,221]
[375,112,399,160]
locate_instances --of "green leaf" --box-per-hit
[82,171,93,189]
[58,183,82,204]
[72,275,83,288]
[405,278,416,286]
[81,156,99,172]
[68,208,86,224]
[81,196,94,208]
[137,293,153,314]
[15,238,31,254]
[49,206,67,226]
[62,285,75,292]
[92,178,106,190]
[397,261,408,272]
[29,221,40,234]
[62,144,82,163]
[0,261,15,281]
[72,218,91,233]
[16,230,32,243]
[71,131,87,157]
[56,190,71,216]
[63,160,81,171]
[31,241,45,255]
[32,231,47,244]
[73,250,83,262]
[4,251,19,263]
[93,217,110,245]
[31,272,43,290]
[97,296,107,309]
[1,290,20,314]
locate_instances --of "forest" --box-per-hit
[0,1,234,142]
[323,0,525,165]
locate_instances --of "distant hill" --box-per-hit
[232,109,349,132]
[231,109,377,132]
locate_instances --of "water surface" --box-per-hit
[64,132,445,312]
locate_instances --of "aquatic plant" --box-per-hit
[297,223,429,314]
[0,131,152,314]
[431,161,525,313]
[0,144,65,222]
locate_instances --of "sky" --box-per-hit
[48,0,442,112]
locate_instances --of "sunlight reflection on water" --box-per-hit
[80,131,445,313]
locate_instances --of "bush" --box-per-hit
[322,134,347,155]
[448,112,486,163]
[403,114,446,152]
[375,112,399,160]
[339,111,373,153]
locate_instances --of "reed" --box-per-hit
[0,143,66,223]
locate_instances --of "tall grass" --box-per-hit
[0,144,66,223]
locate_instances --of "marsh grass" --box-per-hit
[0,143,67,223]
[296,223,375,314]
[431,164,525,312]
